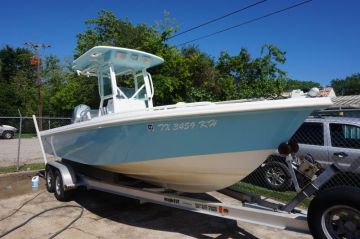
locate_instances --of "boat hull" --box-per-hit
[41,99,330,192]
[98,149,273,192]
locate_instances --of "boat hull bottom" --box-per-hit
[97,149,273,193]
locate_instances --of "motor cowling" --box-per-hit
[72,104,91,123]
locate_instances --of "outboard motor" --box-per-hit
[72,104,91,123]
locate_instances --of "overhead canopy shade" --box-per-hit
[72,46,164,75]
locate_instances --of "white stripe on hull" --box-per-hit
[98,149,273,193]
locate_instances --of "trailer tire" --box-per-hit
[308,186,360,239]
[45,166,55,193]
[54,170,72,201]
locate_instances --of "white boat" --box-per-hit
[40,46,332,193]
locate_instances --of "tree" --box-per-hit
[41,56,100,115]
[180,47,217,102]
[75,10,167,57]
[285,80,320,91]
[331,73,360,96]
[74,10,294,105]
[0,46,36,116]
[216,45,288,99]
[47,74,99,114]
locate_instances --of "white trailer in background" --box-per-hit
[33,115,360,239]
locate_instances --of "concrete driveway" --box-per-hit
[0,175,312,239]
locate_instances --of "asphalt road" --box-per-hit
[0,138,56,167]
[0,175,313,239]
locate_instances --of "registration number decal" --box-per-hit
[157,119,217,132]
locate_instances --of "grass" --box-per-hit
[232,181,312,208]
[0,163,45,174]
[16,133,37,139]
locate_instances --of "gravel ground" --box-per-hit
[0,138,55,167]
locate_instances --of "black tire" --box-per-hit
[262,161,292,191]
[54,170,72,201]
[308,186,360,239]
[3,131,13,139]
[45,166,55,193]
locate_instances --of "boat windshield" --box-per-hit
[99,70,113,97]
[119,87,146,99]
[116,73,147,100]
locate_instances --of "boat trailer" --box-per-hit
[33,116,360,239]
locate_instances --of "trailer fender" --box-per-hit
[47,161,77,190]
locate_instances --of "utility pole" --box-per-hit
[25,42,51,131]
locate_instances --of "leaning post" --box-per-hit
[32,115,47,164]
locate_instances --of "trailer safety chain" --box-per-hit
[0,192,84,239]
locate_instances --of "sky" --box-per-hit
[0,0,359,86]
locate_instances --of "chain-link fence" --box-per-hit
[0,116,71,133]
[236,115,360,206]
[0,115,71,168]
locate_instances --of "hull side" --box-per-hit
[43,107,312,165]
[98,149,273,192]
[41,106,319,192]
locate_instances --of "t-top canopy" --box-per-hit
[72,46,164,75]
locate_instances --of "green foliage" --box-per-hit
[75,10,165,57]
[216,45,287,99]
[42,56,67,115]
[0,46,34,83]
[0,46,36,115]
[181,47,216,102]
[0,46,99,117]
[285,79,321,91]
[152,46,188,105]
[331,73,360,96]
[74,10,291,104]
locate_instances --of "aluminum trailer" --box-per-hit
[47,160,310,232]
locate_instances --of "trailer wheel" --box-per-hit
[308,186,360,239]
[54,170,72,201]
[45,166,55,193]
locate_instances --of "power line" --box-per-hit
[166,0,268,40]
[178,0,313,46]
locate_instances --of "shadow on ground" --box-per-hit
[72,189,259,239]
